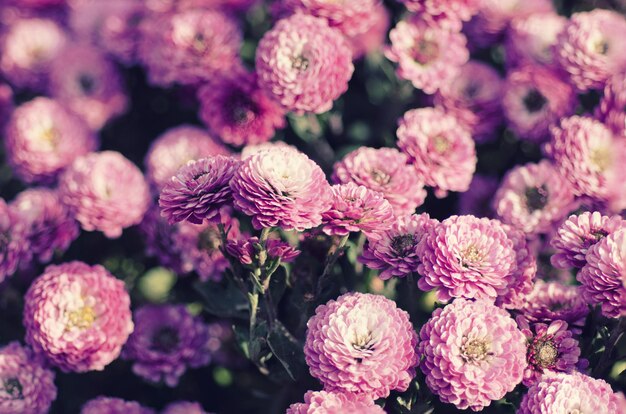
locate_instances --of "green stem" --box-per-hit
[593,317,626,376]
[315,234,350,298]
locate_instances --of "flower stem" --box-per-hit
[315,234,350,298]
[593,317,626,376]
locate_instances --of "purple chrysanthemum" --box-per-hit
[23,261,133,372]
[0,341,57,414]
[417,215,516,302]
[360,213,436,280]
[304,292,418,399]
[139,204,185,274]
[255,14,354,114]
[332,147,426,216]
[122,304,211,387]
[0,198,29,283]
[496,224,537,310]
[597,71,626,139]
[399,0,480,22]
[419,299,527,411]
[81,397,155,414]
[230,146,332,231]
[397,107,476,198]
[457,174,499,218]
[505,12,567,70]
[286,391,384,414]
[162,401,209,414]
[321,183,394,237]
[159,156,240,225]
[4,97,97,184]
[226,237,300,266]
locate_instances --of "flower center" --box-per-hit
[40,126,58,146]
[412,38,439,65]
[523,89,547,113]
[351,331,376,363]
[78,73,95,95]
[1,378,23,400]
[589,146,612,172]
[461,338,490,363]
[66,305,97,330]
[461,245,483,268]
[594,38,609,55]
[226,91,257,126]
[525,184,549,211]
[151,326,180,353]
[292,55,309,71]
[192,32,208,52]
[432,136,449,154]
[534,340,558,368]
[391,234,415,256]
[370,169,391,185]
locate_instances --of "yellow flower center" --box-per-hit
[66,305,97,330]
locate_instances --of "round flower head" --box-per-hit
[360,213,436,280]
[322,183,394,237]
[138,9,242,86]
[10,188,79,263]
[496,224,537,310]
[0,17,67,91]
[518,372,622,414]
[578,228,626,318]
[397,107,476,198]
[332,147,426,216]
[139,203,185,274]
[457,174,499,218]
[255,14,354,114]
[502,65,577,143]
[555,9,626,91]
[144,125,230,193]
[0,341,56,414]
[197,71,286,147]
[417,215,517,302]
[81,397,155,414]
[159,155,240,225]
[433,60,504,143]
[343,3,389,59]
[162,401,209,414]
[48,42,128,130]
[597,71,626,139]
[59,151,150,238]
[551,211,624,269]
[240,141,297,159]
[230,146,332,231]
[23,261,133,372]
[122,304,211,387]
[399,0,480,22]
[419,299,527,411]
[505,12,567,70]
[4,97,97,184]
[493,160,576,236]
[0,198,29,283]
[286,391,384,414]
[304,292,418,399]
[385,16,469,94]
[517,319,582,386]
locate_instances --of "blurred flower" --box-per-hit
[0,83,13,128]
[496,224,537,310]
[505,12,567,70]
[81,397,155,414]
[343,3,389,59]
[162,401,209,414]
[286,391,384,414]
[597,71,626,139]
[226,237,299,266]
[457,174,498,217]
[0,198,29,283]
[399,0,480,22]
[139,204,185,274]
[145,0,257,14]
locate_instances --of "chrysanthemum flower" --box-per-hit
[0,198,29,283]
[226,237,300,266]
[122,304,211,387]
[0,341,57,414]
[286,391,384,414]
[145,0,257,14]
[144,125,230,193]
[139,203,185,274]
[255,14,354,114]
[397,107,476,197]
[305,292,418,399]
[59,151,150,238]
[385,16,469,94]
[81,397,155,414]
[240,141,297,159]
[493,160,576,236]
[230,146,332,231]
[360,213,436,280]
[578,228,626,318]
[496,224,537,310]
[343,3,389,59]
[597,71,626,139]
[419,299,527,411]
[23,262,134,372]
[457,174,499,218]
[162,401,209,414]
[197,71,286,147]
[551,211,624,269]
[0,83,13,128]
[518,372,623,414]
[159,156,240,225]
[555,9,626,91]
[399,0,480,22]
[4,97,97,184]
[332,147,426,216]
[502,65,577,143]
[505,12,567,70]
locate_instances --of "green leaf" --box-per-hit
[266,321,306,381]
[194,279,249,319]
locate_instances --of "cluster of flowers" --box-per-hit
[0,0,625,412]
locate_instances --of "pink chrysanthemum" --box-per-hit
[360,213,436,280]
[433,61,504,143]
[81,397,155,414]
[397,107,476,198]
[457,174,499,218]
[597,71,626,139]
[145,0,257,14]
[493,160,576,236]
[159,156,240,225]
[10,188,79,263]
[496,224,537,310]
[0,17,67,91]
[48,42,128,130]
[122,304,211,387]
[505,12,567,70]
[419,299,527,411]
[417,215,517,302]
[551,211,624,269]
[162,401,209,414]
[0,341,57,414]
[138,9,242,86]
[197,71,286,147]
[578,228,626,318]
[518,372,622,414]
[255,14,354,114]
[59,151,150,238]
[23,262,133,372]
[385,16,469,94]
[305,292,418,399]
[4,97,97,184]
[502,65,577,143]
[230,146,332,231]
[344,3,389,59]
[0,198,29,283]
[144,125,230,193]
[332,147,426,216]
[240,141,297,159]
[555,9,626,91]
[286,391,384,414]
[321,183,394,237]
[400,0,480,22]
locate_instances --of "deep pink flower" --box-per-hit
[226,237,299,266]
[496,224,537,310]
[0,198,29,283]
[81,397,155,414]
[162,401,209,414]
[505,12,567,70]
[286,391,384,414]
[597,71,626,139]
